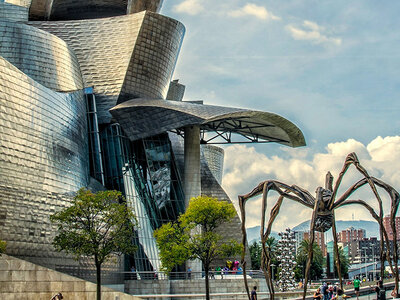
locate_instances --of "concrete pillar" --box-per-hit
[184,125,201,207]
[183,125,202,277]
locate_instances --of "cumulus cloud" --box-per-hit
[286,20,341,46]
[222,136,400,231]
[173,0,204,15]
[228,3,281,21]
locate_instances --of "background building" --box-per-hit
[303,231,326,256]
[337,227,366,243]
[383,216,400,241]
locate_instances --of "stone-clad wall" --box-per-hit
[0,254,142,300]
[125,278,267,298]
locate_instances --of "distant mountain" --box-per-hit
[246,226,280,244]
[292,220,380,241]
[247,220,380,243]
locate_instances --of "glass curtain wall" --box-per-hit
[98,124,185,274]
[85,88,104,184]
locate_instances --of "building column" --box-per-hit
[184,125,201,207]
[183,125,202,277]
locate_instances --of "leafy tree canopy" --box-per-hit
[154,196,242,271]
[51,188,137,264]
[335,246,350,276]
[154,196,242,300]
[294,239,324,280]
[249,237,278,277]
[51,188,137,300]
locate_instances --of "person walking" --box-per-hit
[50,293,63,300]
[332,289,350,300]
[313,288,323,299]
[322,283,329,300]
[251,286,257,300]
[353,277,361,300]
[374,280,386,300]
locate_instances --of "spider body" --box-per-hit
[314,187,333,232]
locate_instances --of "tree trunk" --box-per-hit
[95,258,102,300]
[205,266,210,300]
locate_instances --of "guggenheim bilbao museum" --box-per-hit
[0,0,305,280]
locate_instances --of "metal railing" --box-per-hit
[122,270,264,281]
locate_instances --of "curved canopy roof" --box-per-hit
[110,99,306,147]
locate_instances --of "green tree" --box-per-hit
[265,237,279,279]
[0,239,6,256]
[335,246,350,277]
[294,239,324,280]
[250,238,279,277]
[154,196,242,300]
[250,241,262,270]
[50,188,137,300]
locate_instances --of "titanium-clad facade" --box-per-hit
[201,145,224,185]
[31,12,185,123]
[0,56,89,268]
[0,0,305,286]
[0,2,29,22]
[0,0,186,280]
[29,0,163,20]
[0,21,83,91]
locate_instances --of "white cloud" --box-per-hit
[173,0,204,15]
[228,3,281,21]
[286,20,342,46]
[222,136,400,231]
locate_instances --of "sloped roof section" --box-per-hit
[110,99,306,147]
[29,0,163,20]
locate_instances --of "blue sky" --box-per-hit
[161,1,400,231]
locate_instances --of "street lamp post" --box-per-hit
[364,248,368,281]
[372,246,376,280]
[271,264,275,283]
[359,247,362,278]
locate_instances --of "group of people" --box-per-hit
[212,260,243,278]
[314,277,391,300]
[314,282,349,300]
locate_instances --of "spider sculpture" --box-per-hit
[238,153,400,300]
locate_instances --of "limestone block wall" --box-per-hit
[0,254,142,300]
[125,278,267,298]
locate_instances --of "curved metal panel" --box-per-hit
[110,98,306,147]
[0,21,83,92]
[28,0,49,20]
[128,0,163,13]
[49,0,129,20]
[30,12,185,124]
[0,56,89,262]
[0,2,29,22]
[29,0,163,20]
[118,12,185,103]
[201,145,224,185]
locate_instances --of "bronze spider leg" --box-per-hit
[239,181,314,300]
[261,195,284,300]
[302,190,324,300]
[335,176,400,294]
[337,198,393,280]
[330,152,389,288]
[335,178,390,280]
